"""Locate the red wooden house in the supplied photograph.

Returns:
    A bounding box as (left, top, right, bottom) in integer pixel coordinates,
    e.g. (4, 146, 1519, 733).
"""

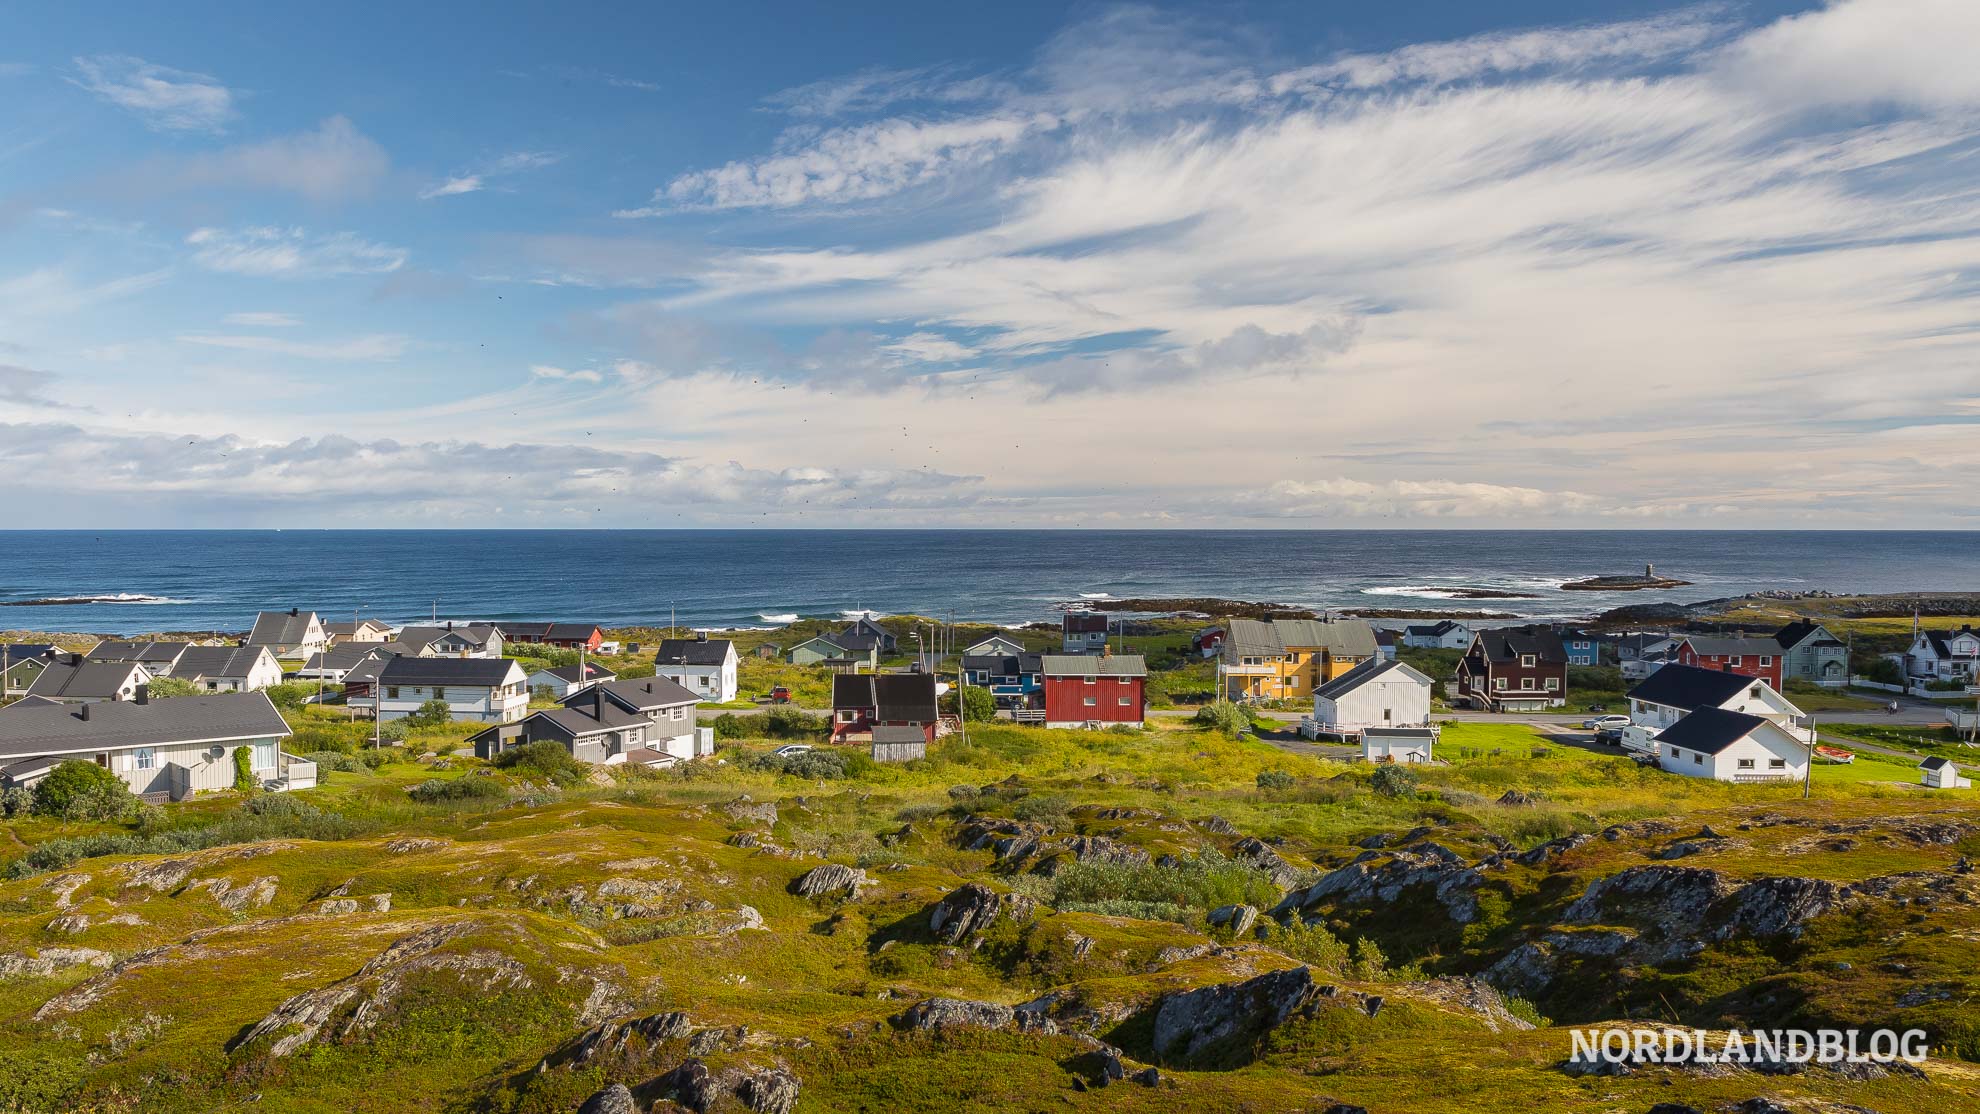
(1674, 635, 1784, 687)
(830, 673, 939, 743)
(495, 622, 605, 652)
(1039, 653, 1147, 727)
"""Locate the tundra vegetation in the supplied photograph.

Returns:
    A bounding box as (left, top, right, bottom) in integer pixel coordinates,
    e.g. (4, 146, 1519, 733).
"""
(0, 622, 1977, 1112)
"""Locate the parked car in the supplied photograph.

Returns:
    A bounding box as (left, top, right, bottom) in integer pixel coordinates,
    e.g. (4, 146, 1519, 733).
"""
(1582, 714, 1630, 732)
(769, 686, 792, 704)
(772, 744, 813, 757)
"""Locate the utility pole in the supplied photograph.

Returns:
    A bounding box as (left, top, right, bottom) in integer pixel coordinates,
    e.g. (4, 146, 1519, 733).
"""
(1803, 714, 1816, 799)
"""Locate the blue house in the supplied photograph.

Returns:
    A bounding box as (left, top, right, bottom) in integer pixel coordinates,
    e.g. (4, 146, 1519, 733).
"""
(961, 652, 1043, 708)
(1558, 630, 1602, 667)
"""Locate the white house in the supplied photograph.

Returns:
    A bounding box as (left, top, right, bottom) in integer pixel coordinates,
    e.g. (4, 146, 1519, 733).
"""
(1362, 726, 1435, 764)
(472, 675, 703, 764)
(325, 618, 393, 644)
(524, 661, 615, 700)
(1920, 757, 1972, 790)
(371, 657, 527, 723)
(1906, 625, 1980, 685)
(397, 623, 505, 659)
(296, 645, 393, 684)
(170, 645, 283, 692)
(1309, 658, 1434, 733)
(86, 640, 192, 673)
(1620, 664, 1811, 757)
(0, 690, 309, 801)
(247, 609, 329, 659)
(1402, 620, 1470, 649)
(1651, 706, 1808, 782)
(653, 634, 738, 702)
(963, 634, 1026, 658)
(24, 656, 153, 704)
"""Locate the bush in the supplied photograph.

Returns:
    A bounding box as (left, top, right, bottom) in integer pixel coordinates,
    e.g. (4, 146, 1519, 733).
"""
(955, 685, 995, 723)
(262, 682, 314, 712)
(710, 713, 752, 740)
(408, 777, 506, 803)
(232, 745, 256, 793)
(300, 750, 363, 773)
(1370, 764, 1420, 799)
(0, 785, 30, 818)
(4, 794, 363, 879)
(1256, 770, 1295, 791)
(375, 718, 411, 743)
(1010, 793, 1072, 826)
(1565, 665, 1624, 693)
(407, 698, 453, 727)
(1192, 701, 1251, 737)
(1855, 657, 1903, 685)
(1051, 849, 1282, 914)
(763, 706, 826, 739)
(140, 676, 202, 699)
(1259, 917, 1352, 971)
(33, 760, 139, 821)
(490, 740, 587, 786)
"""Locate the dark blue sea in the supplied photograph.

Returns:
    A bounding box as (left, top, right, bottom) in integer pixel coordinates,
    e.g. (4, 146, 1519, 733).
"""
(0, 530, 1973, 636)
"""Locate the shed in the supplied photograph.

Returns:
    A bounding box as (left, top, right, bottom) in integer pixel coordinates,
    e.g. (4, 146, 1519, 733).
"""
(1920, 756, 1972, 790)
(870, 725, 928, 763)
(1362, 726, 1435, 764)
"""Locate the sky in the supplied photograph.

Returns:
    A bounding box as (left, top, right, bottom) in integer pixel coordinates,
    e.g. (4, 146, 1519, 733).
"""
(2, 0, 1978, 529)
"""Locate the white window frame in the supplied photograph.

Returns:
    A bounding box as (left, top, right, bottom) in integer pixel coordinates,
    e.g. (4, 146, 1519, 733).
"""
(132, 747, 156, 771)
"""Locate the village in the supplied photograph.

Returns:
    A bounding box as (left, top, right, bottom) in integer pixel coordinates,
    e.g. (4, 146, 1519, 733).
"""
(3, 602, 1976, 805)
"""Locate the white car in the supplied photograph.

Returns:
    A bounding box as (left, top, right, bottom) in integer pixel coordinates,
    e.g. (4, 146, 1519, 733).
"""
(772, 744, 813, 757)
(1583, 715, 1631, 732)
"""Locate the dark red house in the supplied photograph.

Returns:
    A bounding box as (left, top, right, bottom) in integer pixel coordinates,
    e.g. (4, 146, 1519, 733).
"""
(830, 673, 940, 743)
(495, 622, 605, 652)
(1455, 626, 1568, 711)
(1674, 635, 1784, 687)
(1039, 653, 1146, 727)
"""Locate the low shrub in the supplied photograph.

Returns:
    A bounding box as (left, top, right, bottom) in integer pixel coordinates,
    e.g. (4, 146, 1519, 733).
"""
(4, 794, 364, 879)
(408, 777, 507, 804)
(406, 698, 453, 728)
(1255, 770, 1295, 791)
(300, 751, 363, 773)
(763, 706, 827, 739)
(1371, 764, 1420, 799)
(32, 761, 139, 821)
(1051, 849, 1281, 914)
(490, 740, 587, 786)
(1192, 702, 1250, 737)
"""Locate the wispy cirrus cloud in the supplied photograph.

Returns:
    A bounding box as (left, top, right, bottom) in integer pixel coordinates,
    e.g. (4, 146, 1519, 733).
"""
(221, 311, 301, 328)
(69, 54, 236, 132)
(184, 226, 407, 278)
(419, 150, 560, 200)
(136, 116, 391, 203)
(176, 332, 410, 360)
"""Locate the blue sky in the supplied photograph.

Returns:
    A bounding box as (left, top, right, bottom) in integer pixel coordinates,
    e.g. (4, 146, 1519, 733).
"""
(2, 0, 1977, 528)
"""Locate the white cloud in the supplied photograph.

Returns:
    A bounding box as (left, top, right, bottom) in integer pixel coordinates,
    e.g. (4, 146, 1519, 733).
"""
(176, 333, 410, 360)
(529, 364, 604, 383)
(70, 55, 236, 132)
(1712, 0, 1980, 111)
(185, 226, 407, 278)
(420, 175, 483, 199)
(882, 332, 978, 363)
(164, 116, 391, 203)
(222, 312, 301, 328)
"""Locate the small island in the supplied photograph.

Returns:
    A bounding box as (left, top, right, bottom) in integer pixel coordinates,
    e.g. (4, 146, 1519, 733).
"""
(1560, 563, 1691, 591)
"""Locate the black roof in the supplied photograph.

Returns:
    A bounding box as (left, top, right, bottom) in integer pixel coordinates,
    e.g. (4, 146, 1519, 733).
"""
(654, 637, 733, 666)
(1920, 756, 1952, 771)
(572, 675, 700, 712)
(1626, 663, 1759, 711)
(832, 673, 939, 722)
(0, 645, 57, 668)
(174, 645, 272, 680)
(377, 657, 520, 686)
(1474, 626, 1567, 664)
(1655, 707, 1771, 755)
(0, 692, 291, 758)
(535, 662, 614, 683)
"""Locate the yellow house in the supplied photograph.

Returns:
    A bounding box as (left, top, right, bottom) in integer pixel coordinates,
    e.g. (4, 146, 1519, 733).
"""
(1221, 618, 1379, 701)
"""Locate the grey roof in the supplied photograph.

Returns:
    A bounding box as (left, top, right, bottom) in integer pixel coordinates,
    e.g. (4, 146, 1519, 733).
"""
(248, 609, 318, 647)
(303, 645, 393, 673)
(0, 754, 61, 782)
(1313, 657, 1433, 701)
(4, 695, 63, 709)
(1363, 727, 1436, 742)
(87, 640, 190, 666)
(0, 691, 291, 759)
(576, 675, 700, 713)
(397, 623, 501, 651)
(1656, 707, 1771, 755)
(1040, 654, 1147, 678)
(1681, 635, 1784, 658)
(532, 662, 614, 684)
(655, 637, 733, 666)
(872, 725, 928, 745)
(832, 673, 939, 721)
(1920, 756, 1952, 771)
(26, 660, 147, 701)
(377, 656, 521, 687)
(173, 645, 274, 682)
(536, 697, 650, 737)
(1225, 618, 1378, 659)
(325, 618, 391, 638)
(1626, 664, 1761, 712)
(0, 645, 58, 670)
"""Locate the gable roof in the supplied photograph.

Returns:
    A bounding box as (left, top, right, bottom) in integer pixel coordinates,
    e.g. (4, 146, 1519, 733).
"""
(1920, 626, 1980, 659)
(302, 645, 393, 673)
(1313, 657, 1433, 701)
(0, 691, 290, 759)
(872, 725, 928, 745)
(654, 637, 734, 666)
(1681, 635, 1783, 659)
(397, 623, 501, 651)
(575, 675, 700, 713)
(248, 609, 319, 646)
(1773, 621, 1842, 650)
(1225, 618, 1378, 659)
(1063, 612, 1108, 634)
(790, 634, 852, 655)
(325, 618, 392, 638)
(1471, 626, 1568, 665)
(0, 645, 59, 671)
(26, 660, 147, 700)
(1625, 663, 1762, 711)
(831, 673, 939, 721)
(1363, 726, 1436, 742)
(173, 645, 274, 681)
(1654, 707, 1774, 755)
(1040, 654, 1147, 678)
(1920, 756, 1952, 771)
(87, 640, 190, 666)
(530, 662, 615, 684)
(377, 656, 521, 687)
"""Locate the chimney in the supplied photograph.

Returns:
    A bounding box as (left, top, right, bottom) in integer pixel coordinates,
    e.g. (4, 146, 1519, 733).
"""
(135, 684, 149, 705)
(289, 607, 299, 617)
(643, 682, 653, 694)
(696, 630, 708, 642)
(80, 703, 91, 721)
(446, 621, 454, 631)
(69, 652, 83, 666)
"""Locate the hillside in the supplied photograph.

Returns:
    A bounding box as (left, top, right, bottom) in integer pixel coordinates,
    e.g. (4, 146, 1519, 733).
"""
(2, 719, 1978, 1113)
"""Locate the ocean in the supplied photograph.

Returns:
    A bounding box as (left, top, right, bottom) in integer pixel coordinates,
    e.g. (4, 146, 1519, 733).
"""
(0, 530, 1973, 636)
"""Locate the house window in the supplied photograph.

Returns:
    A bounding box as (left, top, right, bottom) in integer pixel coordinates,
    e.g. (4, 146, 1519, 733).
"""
(1769, 758, 1787, 769)
(1492, 677, 1506, 690)
(1693, 753, 1703, 765)
(838, 710, 856, 722)
(434, 687, 447, 701)
(1521, 654, 1535, 667)
(253, 741, 277, 770)
(1760, 656, 1772, 666)
(1084, 677, 1096, 685)
(132, 747, 155, 771)
(1118, 697, 1131, 706)
(1668, 746, 1679, 758)
(1083, 696, 1096, 706)
(1544, 677, 1560, 691)
(1729, 657, 1741, 666)
(1737, 758, 1754, 769)
(387, 686, 400, 699)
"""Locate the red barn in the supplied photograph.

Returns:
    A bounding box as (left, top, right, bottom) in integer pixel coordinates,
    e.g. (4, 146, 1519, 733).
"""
(1040, 653, 1146, 728)
(1674, 635, 1784, 687)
